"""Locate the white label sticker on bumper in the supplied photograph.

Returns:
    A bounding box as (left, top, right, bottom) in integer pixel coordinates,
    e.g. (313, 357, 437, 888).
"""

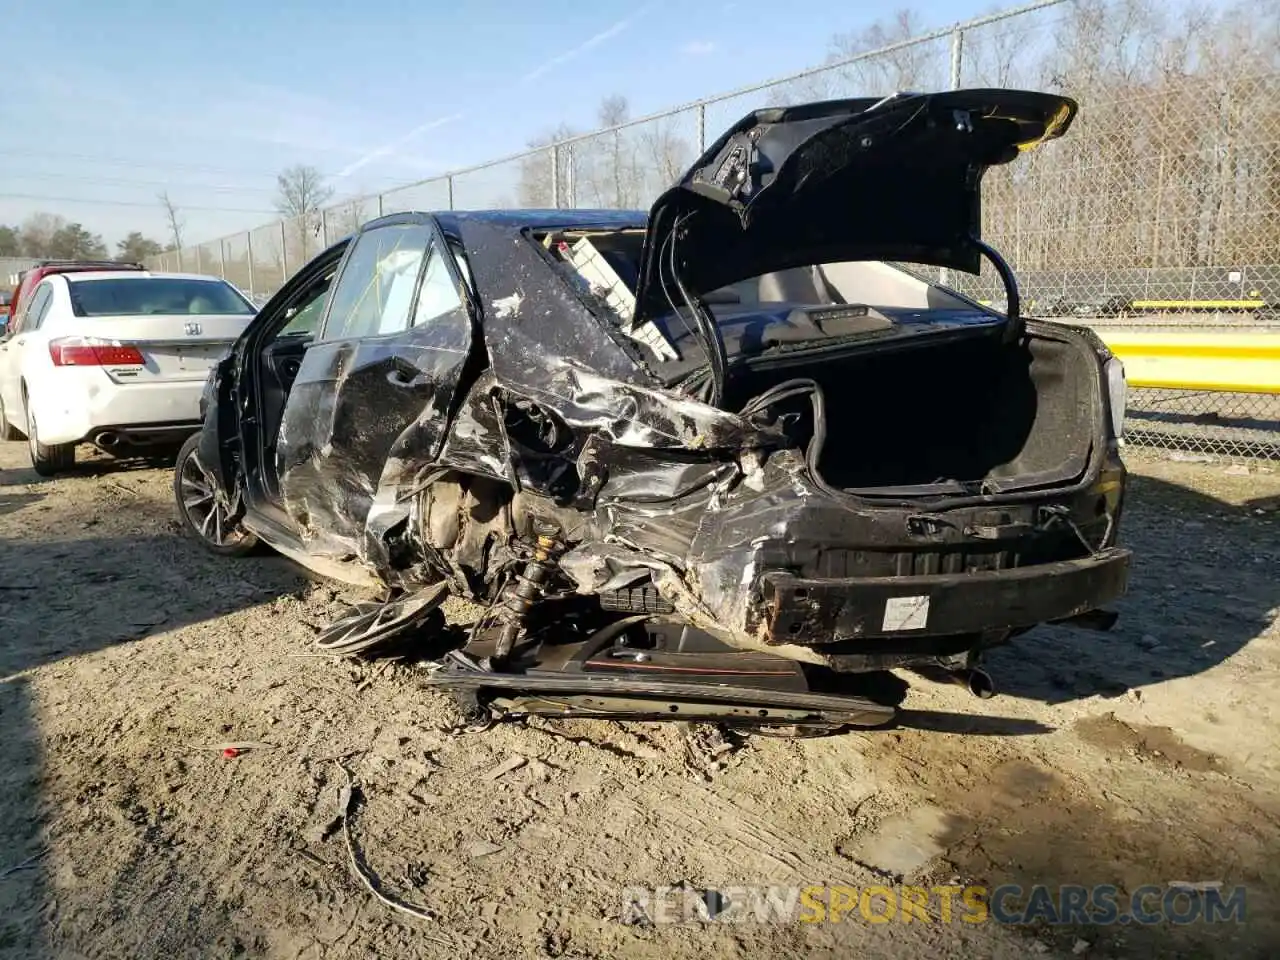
(883, 595, 930, 631)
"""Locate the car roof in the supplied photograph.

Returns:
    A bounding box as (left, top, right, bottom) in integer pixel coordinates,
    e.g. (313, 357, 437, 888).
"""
(309, 210, 647, 256)
(32, 259, 142, 270)
(432, 208, 648, 235)
(61, 270, 230, 283)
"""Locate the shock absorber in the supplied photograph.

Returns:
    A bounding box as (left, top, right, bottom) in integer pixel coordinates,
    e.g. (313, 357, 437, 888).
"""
(492, 523, 564, 661)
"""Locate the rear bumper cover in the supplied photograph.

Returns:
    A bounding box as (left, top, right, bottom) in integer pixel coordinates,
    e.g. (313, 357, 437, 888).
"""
(96, 421, 201, 444)
(758, 547, 1131, 644)
(31, 372, 206, 446)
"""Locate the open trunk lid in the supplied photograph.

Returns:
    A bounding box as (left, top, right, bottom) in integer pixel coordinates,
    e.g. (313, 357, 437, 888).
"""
(633, 88, 1076, 324)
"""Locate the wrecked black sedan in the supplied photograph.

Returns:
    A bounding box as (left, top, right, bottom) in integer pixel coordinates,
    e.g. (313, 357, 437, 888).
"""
(175, 89, 1131, 733)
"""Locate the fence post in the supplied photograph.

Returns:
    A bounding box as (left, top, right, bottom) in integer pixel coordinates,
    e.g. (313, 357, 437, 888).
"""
(219, 239, 227, 281)
(938, 27, 966, 289)
(697, 102, 707, 154)
(447, 174, 455, 211)
(280, 221, 289, 278)
(195, 245, 202, 274)
(247, 231, 257, 300)
(949, 27, 964, 89)
(551, 144, 561, 208)
(321, 209, 330, 248)
(566, 145, 576, 208)
(378, 193, 385, 218)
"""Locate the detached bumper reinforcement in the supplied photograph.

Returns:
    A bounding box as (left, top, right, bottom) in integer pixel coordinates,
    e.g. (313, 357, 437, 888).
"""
(421, 656, 896, 728)
(759, 547, 1132, 643)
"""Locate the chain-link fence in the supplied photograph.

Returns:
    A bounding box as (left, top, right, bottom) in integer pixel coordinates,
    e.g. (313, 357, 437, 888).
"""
(1, 257, 41, 288)
(1122, 388, 1280, 459)
(146, 0, 1280, 459)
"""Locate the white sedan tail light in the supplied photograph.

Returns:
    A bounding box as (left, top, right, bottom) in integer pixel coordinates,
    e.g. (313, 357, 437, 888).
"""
(49, 337, 145, 367)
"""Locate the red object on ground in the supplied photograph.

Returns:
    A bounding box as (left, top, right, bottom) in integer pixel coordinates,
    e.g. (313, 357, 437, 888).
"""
(222, 747, 240, 759)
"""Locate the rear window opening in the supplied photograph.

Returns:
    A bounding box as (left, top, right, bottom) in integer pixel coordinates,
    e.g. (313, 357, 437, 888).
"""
(534, 227, 1001, 373)
(68, 278, 255, 318)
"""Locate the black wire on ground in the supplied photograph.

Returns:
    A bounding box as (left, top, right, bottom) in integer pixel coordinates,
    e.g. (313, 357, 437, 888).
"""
(335, 764, 455, 941)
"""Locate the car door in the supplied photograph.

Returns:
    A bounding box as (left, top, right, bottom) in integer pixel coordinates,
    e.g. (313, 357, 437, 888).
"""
(196, 240, 348, 501)
(0, 282, 52, 417)
(274, 215, 474, 551)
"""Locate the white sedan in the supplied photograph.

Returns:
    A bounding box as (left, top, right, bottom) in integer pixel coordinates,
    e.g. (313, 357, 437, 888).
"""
(0, 270, 257, 475)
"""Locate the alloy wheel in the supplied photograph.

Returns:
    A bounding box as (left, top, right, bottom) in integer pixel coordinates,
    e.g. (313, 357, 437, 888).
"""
(179, 447, 247, 547)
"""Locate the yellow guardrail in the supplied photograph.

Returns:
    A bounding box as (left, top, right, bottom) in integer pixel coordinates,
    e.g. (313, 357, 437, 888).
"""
(1130, 299, 1267, 310)
(1095, 331, 1280, 395)
(980, 298, 1271, 312)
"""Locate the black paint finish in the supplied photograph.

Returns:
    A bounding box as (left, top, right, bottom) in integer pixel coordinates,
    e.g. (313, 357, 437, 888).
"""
(188, 91, 1130, 675)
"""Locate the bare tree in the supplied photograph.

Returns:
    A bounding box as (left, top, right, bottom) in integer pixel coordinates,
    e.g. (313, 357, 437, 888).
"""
(828, 9, 943, 93)
(158, 192, 184, 252)
(596, 95, 641, 208)
(639, 117, 694, 198)
(330, 202, 367, 238)
(275, 165, 335, 261)
(963, 4, 1037, 87)
(18, 213, 67, 257)
(517, 124, 581, 208)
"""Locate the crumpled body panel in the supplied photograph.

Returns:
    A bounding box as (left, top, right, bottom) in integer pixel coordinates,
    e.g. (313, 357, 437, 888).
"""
(269, 211, 782, 586)
(255, 210, 1125, 671)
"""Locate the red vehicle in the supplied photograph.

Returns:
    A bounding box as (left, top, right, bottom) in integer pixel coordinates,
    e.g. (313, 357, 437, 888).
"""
(5, 260, 145, 330)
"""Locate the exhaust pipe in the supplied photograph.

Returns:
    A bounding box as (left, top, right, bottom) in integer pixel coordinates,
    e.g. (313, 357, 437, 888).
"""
(94, 431, 122, 448)
(949, 667, 995, 699)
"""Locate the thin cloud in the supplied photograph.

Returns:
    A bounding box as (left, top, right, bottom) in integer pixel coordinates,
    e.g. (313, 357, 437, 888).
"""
(336, 113, 464, 179)
(336, 8, 656, 181)
(521, 7, 654, 84)
(191, 82, 402, 163)
(681, 40, 718, 56)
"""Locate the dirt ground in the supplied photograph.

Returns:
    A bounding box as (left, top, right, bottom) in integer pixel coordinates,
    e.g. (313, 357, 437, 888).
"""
(1, 440, 1278, 960)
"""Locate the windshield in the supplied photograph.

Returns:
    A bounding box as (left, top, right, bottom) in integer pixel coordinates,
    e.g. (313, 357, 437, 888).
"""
(68, 277, 255, 318)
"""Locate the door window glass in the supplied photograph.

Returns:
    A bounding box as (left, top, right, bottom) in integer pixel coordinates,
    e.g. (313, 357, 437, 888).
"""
(279, 272, 334, 337)
(413, 243, 466, 329)
(24, 285, 53, 331)
(321, 223, 430, 341)
(30, 284, 55, 328)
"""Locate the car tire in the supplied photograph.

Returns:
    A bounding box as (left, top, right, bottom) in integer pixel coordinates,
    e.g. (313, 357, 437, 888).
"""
(24, 398, 75, 476)
(173, 432, 258, 557)
(0, 393, 23, 441)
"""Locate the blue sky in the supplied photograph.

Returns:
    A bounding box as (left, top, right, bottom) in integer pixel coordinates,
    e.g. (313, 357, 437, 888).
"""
(1, 0, 995, 249)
